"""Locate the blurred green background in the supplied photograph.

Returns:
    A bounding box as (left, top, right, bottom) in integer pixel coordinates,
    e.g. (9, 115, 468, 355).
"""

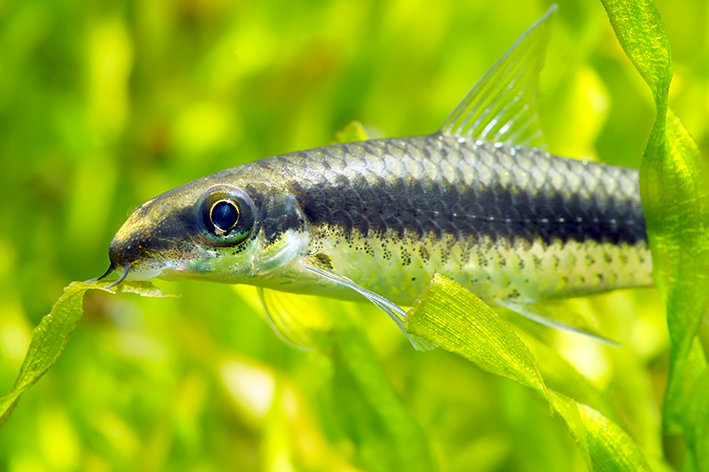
(1, 0, 708, 470)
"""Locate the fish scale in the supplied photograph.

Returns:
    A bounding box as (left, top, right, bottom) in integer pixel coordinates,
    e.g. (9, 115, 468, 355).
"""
(262, 133, 651, 305)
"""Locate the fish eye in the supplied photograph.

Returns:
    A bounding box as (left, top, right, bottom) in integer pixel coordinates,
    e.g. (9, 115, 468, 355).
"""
(198, 185, 256, 246)
(210, 200, 239, 232)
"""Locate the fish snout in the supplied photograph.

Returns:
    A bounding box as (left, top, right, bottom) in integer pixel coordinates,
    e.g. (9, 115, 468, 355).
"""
(106, 224, 157, 285)
(108, 235, 140, 273)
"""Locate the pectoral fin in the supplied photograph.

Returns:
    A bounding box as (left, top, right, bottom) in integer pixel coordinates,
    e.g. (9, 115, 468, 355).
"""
(305, 261, 436, 351)
(257, 287, 332, 350)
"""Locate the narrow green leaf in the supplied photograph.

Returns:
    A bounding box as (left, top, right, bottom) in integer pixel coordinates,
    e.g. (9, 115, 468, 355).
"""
(646, 112, 709, 432)
(117, 280, 180, 299)
(406, 274, 652, 471)
(549, 391, 652, 472)
(598, 0, 672, 108)
(0, 281, 175, 428)
(599, 0, 709, 434)
(684, 364, 709, 472)
(406, 273, 549, 401)
(520, 333, 618, 424)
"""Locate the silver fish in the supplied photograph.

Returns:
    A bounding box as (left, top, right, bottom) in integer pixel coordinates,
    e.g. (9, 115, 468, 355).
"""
(99, 6, 652, 349)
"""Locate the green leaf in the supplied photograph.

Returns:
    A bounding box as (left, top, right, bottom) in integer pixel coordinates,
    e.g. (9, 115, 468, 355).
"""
(406, 273, 549, 402)
(648, 110, 709, 431)
(520, 333, 618, 424)
(406, 274, 651, 471)
(333, 120, 370, 144)
(685, 367, 709, 472)
(598, 0, 672, 107)
(549, 391, 651, 472)
(0, 281, 175, 428)
(599, 0, 709, 436)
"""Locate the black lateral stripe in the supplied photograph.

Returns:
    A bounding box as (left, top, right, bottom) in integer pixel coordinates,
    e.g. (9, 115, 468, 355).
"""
(289, 177, 647, 246)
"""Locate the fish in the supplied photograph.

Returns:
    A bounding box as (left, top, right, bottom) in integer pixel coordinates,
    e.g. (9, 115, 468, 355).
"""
(97, 6, 652, 350)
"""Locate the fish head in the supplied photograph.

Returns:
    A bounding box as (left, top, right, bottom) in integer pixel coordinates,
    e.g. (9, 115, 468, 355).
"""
(107, 168, 310, 285)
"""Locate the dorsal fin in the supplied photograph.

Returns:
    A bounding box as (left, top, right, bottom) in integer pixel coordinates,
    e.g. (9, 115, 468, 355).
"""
(439, 5, 556, 147)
